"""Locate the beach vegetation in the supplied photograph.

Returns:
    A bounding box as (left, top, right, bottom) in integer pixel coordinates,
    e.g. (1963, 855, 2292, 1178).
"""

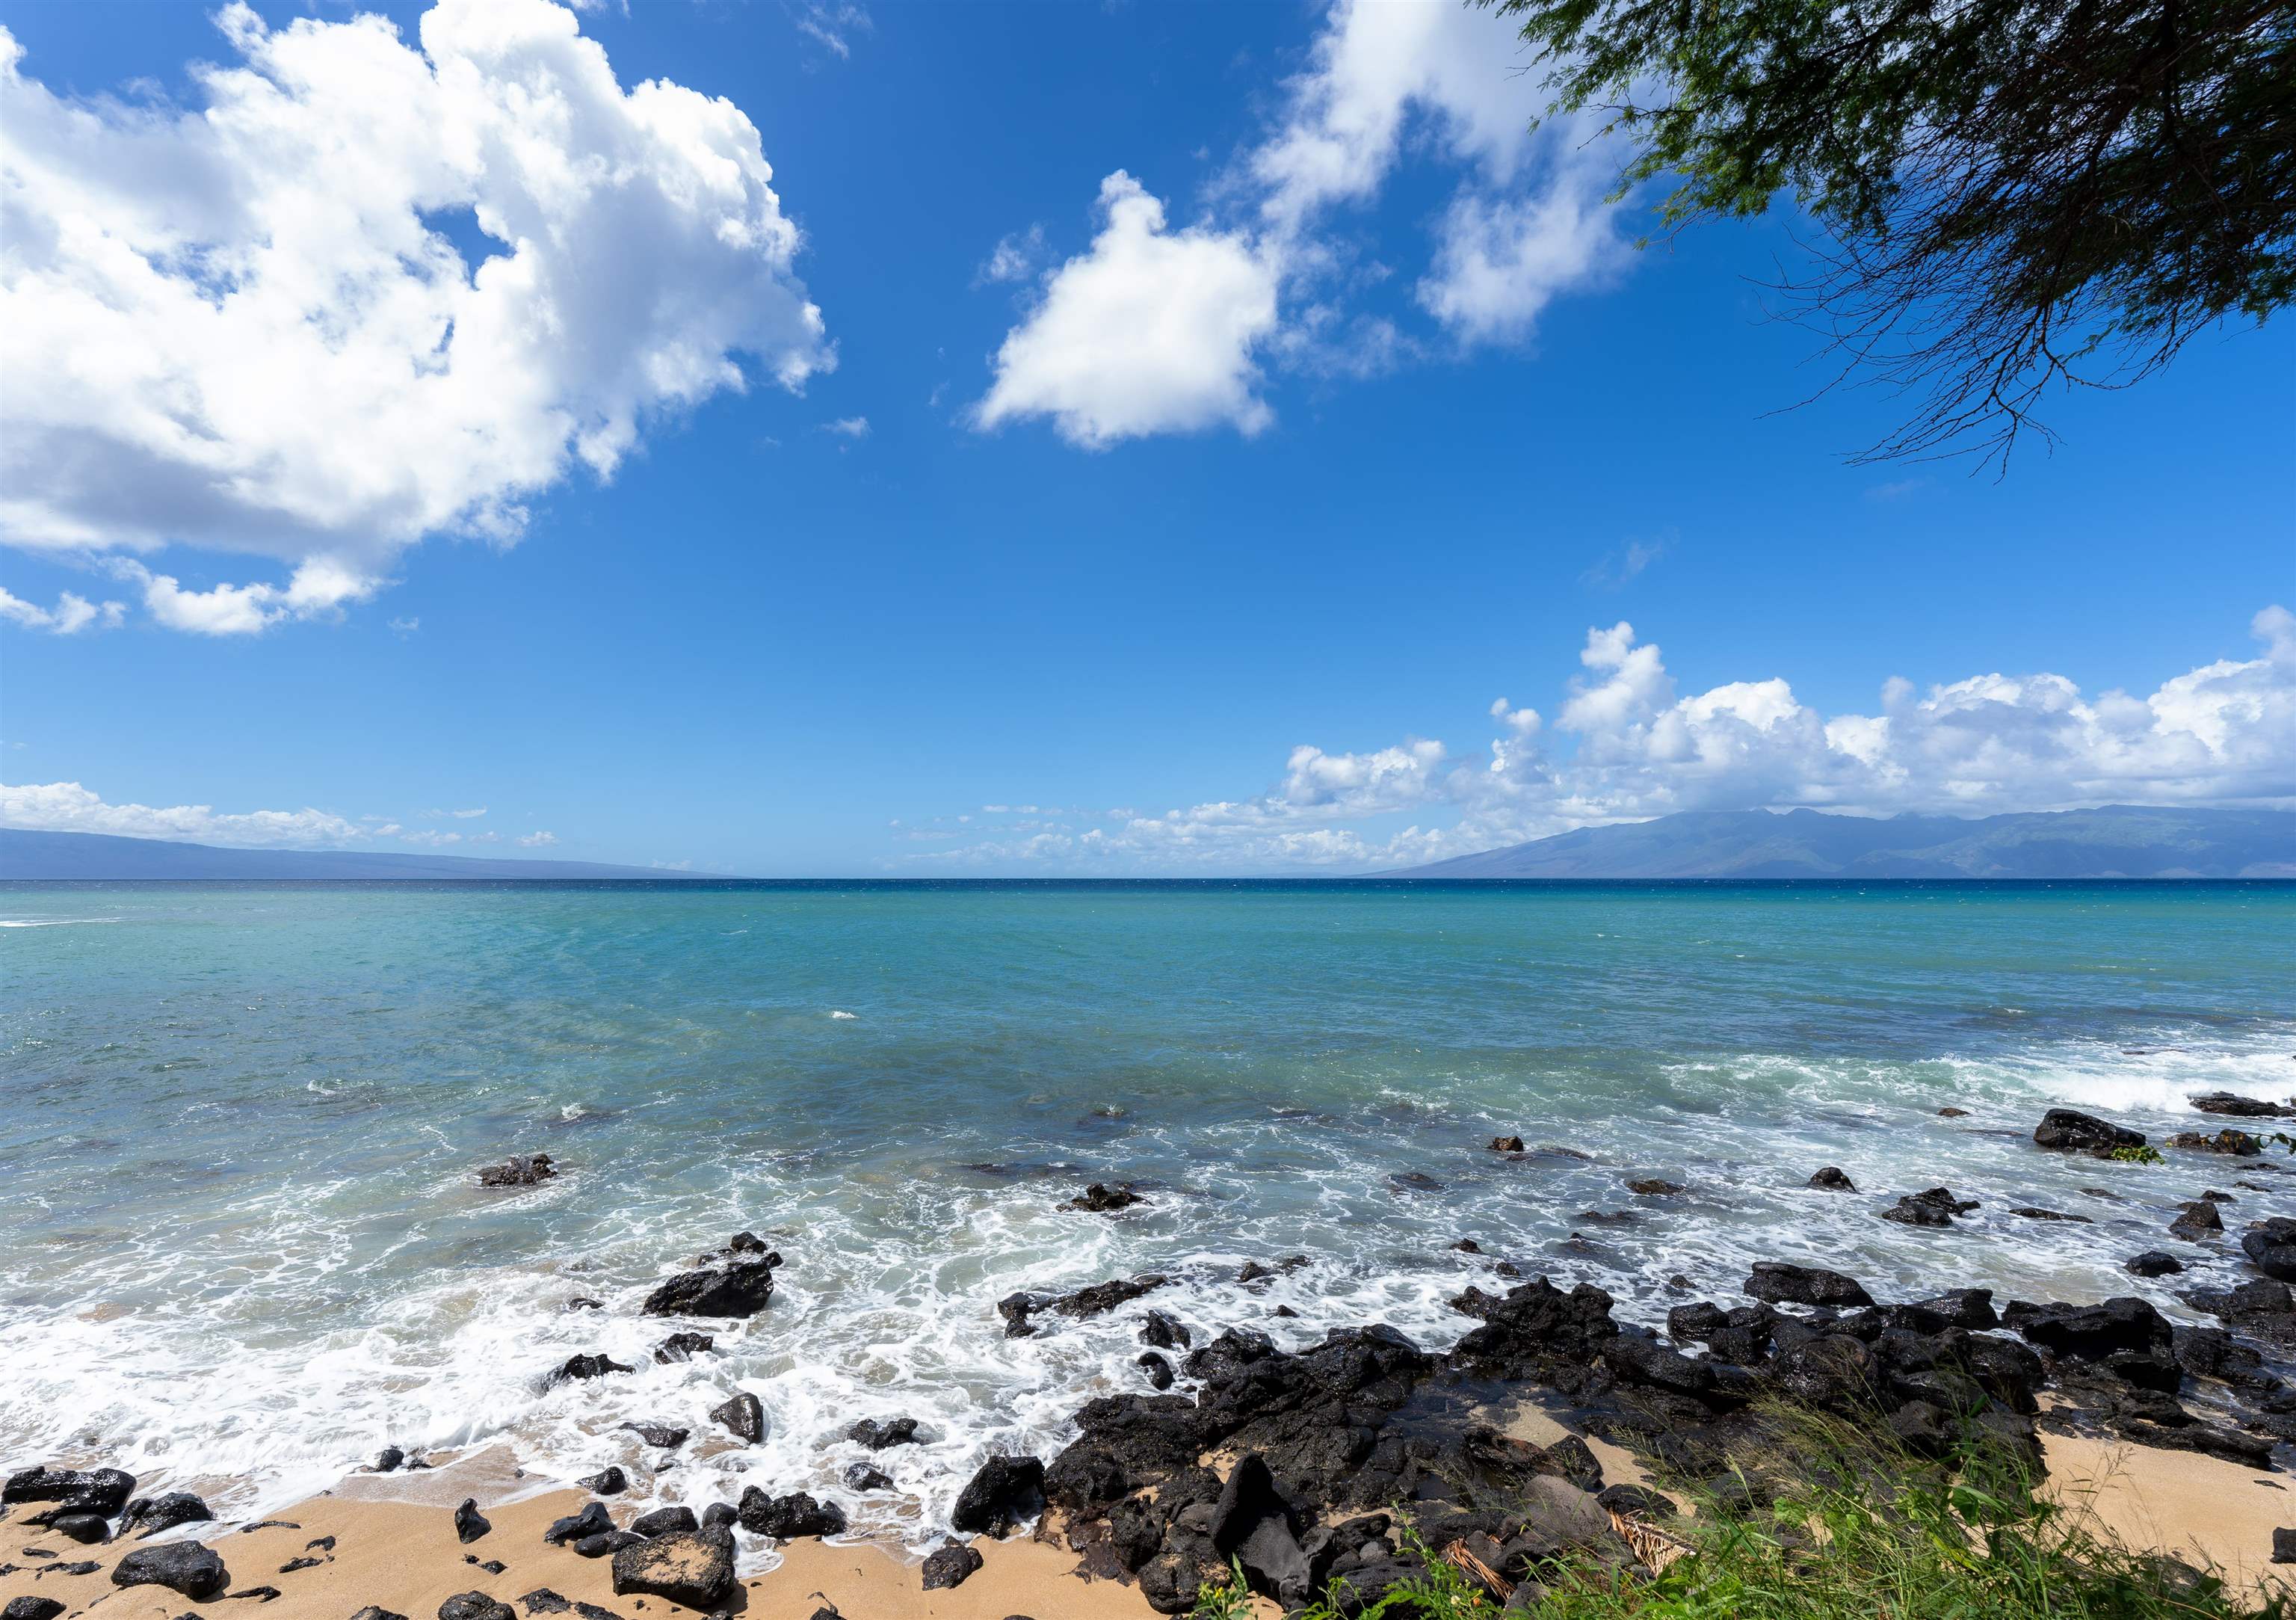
(1189, 1409, 2287, 1618)
(2108, 1144, 2167, 1164)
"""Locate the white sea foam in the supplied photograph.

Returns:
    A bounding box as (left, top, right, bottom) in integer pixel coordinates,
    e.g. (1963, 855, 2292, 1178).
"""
(4, 1020, 2291, 1571)
(830, 1010, 858, 1020)
(0, 917, 120, 927)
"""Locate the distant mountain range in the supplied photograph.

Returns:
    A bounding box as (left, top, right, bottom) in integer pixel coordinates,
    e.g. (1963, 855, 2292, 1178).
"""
(0, 829, 727, 881)
(1389, 806, 2296, 879)
(5, 808, 2291, 881)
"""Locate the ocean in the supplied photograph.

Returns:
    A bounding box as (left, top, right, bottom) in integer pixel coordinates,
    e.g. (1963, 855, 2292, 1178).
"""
(3, 879, 2290, 1551)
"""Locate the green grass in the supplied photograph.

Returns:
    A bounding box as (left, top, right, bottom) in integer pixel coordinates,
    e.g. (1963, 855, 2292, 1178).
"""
(1190, 1412, 2287, 1619)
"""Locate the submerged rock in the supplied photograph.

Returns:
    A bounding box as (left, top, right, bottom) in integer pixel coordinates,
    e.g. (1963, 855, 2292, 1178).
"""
(2190, 1091, 2292, 1118)
(843, 1462, 892, 1492)
(1065, 1183, 1144, 1213)
(1489, 1136, 1525, 1153)
(2033, 1109, 2145, 1155)
(1806, 1167, 1857, 1191)
(2246, 1218, 2296, 1282)
(578, 1466, 628, 1496)
(1882, 1187, 1979, 1228)
(641, 1252, 780, 1319)
(652, 1331, 715, 1364)
(2126, 1251, 2186, 1277)
(846, 1416, 919, 1450)
(616, 1420, 689, 1449)
(2009, 1207, 2091, 1222)
(711, 1391, 767, 1444)
(2170, 1130, 2262, 1157)
(476, 1154, 556, 1189)
(2169, 1201, 2225, 1242)
(547, 1353, 634, 1388)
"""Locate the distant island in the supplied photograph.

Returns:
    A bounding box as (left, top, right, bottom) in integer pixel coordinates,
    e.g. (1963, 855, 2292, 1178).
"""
(6, 807, 2292, 881)
(1389, 805, 2296, 879)
(0, 829, 729, 881)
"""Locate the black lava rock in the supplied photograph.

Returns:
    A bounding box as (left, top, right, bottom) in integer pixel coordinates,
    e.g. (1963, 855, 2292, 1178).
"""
(2033, 1109, 2144, 1155)
(439, 1592, 516, 1620)
(110, 1541, 229, 1600)
(476, 1154, 556, 1189)
(120, 1491, 215, 1539)
(454, 1499, 492, 1544)
(847, 1416, 920, 1450)
(609, 1526, 735, 1610)
(641, 1252, 780, 1318)
(736, 1489, 846, 1540)
(2127, 1250, 2186, 1278)
(548, 1353, 635, 1387)
(1744, 1263, 1874, 1308)
(629, 1506, 697, 1539)
(712, 1391, 767, 1444)
(920, 1540, 984, 1590)
(951, 1455, 1046, 1537)
(1806, 1167, 1857, 1191)
(543, 1503, 613, 1546)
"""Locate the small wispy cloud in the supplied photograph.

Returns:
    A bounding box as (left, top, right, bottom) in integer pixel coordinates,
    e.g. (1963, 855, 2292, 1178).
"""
(451, 806, 488, 819)
(975, 224, 1046, 287)
(0, 588, 126, 635)
(1866, 476, 1930, 502)
(794, 2, 873, 60)
(1581, 535, 1670, 591)
(822, 416, 871, 438)
(517, 831, 558, 848)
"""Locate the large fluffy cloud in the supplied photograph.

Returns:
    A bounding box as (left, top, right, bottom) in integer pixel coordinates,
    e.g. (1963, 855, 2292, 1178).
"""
(0, 0, 828, 630)
(973, 173, 1278, 447)
(974, 0, 1624, 444)
(922, 608, 2296, 870)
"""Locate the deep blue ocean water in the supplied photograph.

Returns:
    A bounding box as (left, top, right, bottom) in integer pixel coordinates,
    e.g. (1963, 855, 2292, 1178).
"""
(3, 880, 2291, 1542)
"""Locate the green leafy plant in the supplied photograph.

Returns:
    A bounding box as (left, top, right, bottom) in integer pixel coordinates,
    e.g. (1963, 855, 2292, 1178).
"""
(2108, 1144, 2166, 1164)
(1194, 1407, 2286, 1618)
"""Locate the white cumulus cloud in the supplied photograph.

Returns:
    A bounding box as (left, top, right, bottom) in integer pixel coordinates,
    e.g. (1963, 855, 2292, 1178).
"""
(0, 780, 365, 847)
(975, 173, 1279, 448)
(925, 608, 2296, 871)
(0, 0, 830, 629)
(973, 0, 1626, 446)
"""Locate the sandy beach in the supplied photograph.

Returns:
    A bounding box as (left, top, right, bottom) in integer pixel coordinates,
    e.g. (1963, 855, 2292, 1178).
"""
(2, 1456, 1185, 1620)
(10, 1413, 2289, 1620)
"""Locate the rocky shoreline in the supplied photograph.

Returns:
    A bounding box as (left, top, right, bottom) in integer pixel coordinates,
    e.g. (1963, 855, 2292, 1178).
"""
(7, 1097, 2296, 1619)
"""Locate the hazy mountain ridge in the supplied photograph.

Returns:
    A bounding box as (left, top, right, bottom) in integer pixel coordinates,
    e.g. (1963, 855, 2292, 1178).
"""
(1391, 806, 2296, 879)
(0, 829, 726, 881)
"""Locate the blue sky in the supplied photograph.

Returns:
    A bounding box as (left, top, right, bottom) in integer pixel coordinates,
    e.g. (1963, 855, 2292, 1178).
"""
(1, 0, 2290, 874)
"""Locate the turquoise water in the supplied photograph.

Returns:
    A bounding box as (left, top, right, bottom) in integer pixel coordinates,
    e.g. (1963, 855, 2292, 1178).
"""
(2, 880, 2291, 1543)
